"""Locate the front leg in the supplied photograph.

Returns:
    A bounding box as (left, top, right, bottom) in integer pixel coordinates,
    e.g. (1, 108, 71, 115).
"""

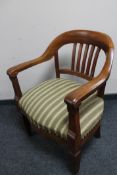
(66, 103, 82, 174)
(9, 76, 22, 103)
(70, 150, 81, 175)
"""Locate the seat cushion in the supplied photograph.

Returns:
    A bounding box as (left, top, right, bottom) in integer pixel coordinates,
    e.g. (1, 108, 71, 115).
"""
(19, 78, 104, 139)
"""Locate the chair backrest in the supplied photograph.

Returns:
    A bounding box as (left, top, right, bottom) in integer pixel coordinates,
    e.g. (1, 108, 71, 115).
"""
(44, 30, 114, 80)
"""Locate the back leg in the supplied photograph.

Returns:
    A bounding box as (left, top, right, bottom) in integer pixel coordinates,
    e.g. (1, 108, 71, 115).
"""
(94, 126, 101, 138)
(23, 115, 33, 136)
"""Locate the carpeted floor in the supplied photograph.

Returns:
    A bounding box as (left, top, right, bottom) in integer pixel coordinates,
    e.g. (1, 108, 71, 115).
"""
(0, 99, 117, 175)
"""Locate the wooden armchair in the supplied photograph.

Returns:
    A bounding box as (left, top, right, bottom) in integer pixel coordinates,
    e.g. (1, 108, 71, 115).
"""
(7, 30, 114, 174)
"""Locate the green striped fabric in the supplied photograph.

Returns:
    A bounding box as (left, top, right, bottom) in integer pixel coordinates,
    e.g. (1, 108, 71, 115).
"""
(19, 78, 104, 139)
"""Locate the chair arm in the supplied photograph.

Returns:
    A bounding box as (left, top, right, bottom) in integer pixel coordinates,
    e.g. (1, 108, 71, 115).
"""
(6, 36, 60, 101)
(7, 54, 52, 77)
(64, 49, 114, 108)
(7, 32, 64, 77)
(6, 55, 50, 102)
(7, 55, 52, 101)
(65, 76, 105, 108)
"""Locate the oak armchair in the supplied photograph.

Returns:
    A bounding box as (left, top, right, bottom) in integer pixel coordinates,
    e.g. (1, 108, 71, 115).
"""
(7, 30, 114, 174)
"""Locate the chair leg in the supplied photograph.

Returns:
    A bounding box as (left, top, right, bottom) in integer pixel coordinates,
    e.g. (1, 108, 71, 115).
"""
(23, 115, 33, 136)
(94, 126, 101, 138)
(70, 150, 81, 175)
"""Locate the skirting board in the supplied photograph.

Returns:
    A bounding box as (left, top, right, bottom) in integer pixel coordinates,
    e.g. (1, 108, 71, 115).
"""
(0, 94, 117, 105)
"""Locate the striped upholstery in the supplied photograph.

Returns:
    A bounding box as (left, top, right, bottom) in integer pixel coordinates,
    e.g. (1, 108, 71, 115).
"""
(19, 78, 104, 139)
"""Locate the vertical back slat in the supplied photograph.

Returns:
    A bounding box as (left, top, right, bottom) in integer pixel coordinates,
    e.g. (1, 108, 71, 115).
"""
(86, 45, 95, 75)
(54, 51, 60, 78)
(81, 44, 89, 73)
(76, 43, 83, 72)
(71, 43, 77, 70)
(90, 47, 101, 77)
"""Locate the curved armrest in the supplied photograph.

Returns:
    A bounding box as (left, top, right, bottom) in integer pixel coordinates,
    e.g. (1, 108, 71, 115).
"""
(65, 76, 105, 108)
(7, 31, 66, 77)
(7, 54, 52, 77)
(65, 49, 114, 108)
(6, 36, 60, 100)
(7, 54, 53, 101)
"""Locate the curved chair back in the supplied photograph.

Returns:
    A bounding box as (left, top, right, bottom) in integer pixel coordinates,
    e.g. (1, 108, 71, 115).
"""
(44, 30, 114, 80)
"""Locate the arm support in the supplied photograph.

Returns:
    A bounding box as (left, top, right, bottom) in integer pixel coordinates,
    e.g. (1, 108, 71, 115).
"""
(65, 49, 113, 148)
(65, 49, 114, 108)
(7, 54, 52, 77)
(7, 54, 53, 101)
(65, 76, 106, 107)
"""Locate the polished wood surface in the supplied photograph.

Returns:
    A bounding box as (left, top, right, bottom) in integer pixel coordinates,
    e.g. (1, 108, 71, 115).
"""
(71, 43, 77, 71)
(7, 30, 114, 174)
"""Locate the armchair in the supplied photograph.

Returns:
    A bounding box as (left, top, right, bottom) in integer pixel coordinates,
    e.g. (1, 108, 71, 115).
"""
(7, 30, 114, 174)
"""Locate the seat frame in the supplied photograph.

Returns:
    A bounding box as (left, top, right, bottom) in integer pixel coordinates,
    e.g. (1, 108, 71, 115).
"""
(7, 30, 114, 174)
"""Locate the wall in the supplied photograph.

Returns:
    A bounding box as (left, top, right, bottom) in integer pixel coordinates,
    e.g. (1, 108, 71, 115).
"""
(0, 0, 117, 99)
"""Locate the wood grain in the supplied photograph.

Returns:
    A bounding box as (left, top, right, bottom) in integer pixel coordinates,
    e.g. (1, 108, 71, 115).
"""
(71, 43, 77, 71)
